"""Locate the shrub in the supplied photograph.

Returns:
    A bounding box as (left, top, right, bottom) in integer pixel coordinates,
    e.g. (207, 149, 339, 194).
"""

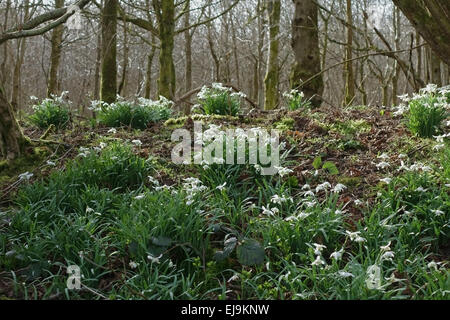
(283, 89, 312, 111)
(97, 96, 173, 129)
(402, 84, 449, 138)
(194, 83, 244, 116)
(29, 92, 71, 129)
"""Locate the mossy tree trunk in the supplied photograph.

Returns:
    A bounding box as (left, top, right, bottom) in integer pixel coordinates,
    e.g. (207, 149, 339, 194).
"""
(47, 0, 65, 97)
(0, 86, 28, 160)
(144, 35, 157, 99)
(154, 0, 176, 100)
(264, 0, 281, 111)
(290, 0, 324, 107)
(100, 0, 118, 103)
(343, 0, 355, 106)
(430, 52, 442, 86)
(392, 0, 450, 67)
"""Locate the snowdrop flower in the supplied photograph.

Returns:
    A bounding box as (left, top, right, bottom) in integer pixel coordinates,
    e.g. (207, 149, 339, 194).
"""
(380, 241, 392, 252)
(423, 84, 438, 94)
(338, 271, 354, 278)
(431, 209, 444, 216)
(216, 182, 227, 191)
(271, 207, 280, 214)
(312, 243, 327, 256)
(132, 139, 143, 147)
(276, 166, 293, 177)
(99, 142, 107, 149)
(330, 249, 344, 261)
(380, 177, 392, 184)
(46, 160, 56, 166)
(398, 153, 408, 159)
(427, 261, 438, 270)
(86, 207, 94, 214)
(415, 186, 427, 192)
(316, 182, 331, 193)
(147, 254, 162, 264)
(304, 201, 316, 208)
(262, 206, 275, 217)
(302, 184, 311, 190)
(354, 199, 363, 206)
(381, 251, 395, 261)
(433, 144, 445, 151)
(148, 176, 160, 186)
(397, 161, 410, 172)
(107, 128, 117, 134)
(271, 194, 291, 204)
(129, 261, 139, 269)
(332, 184, 347, 194)
(311, 255, 326, 267)
(18, 172, 33, 181)
(376, 162, 390, 170)
(346, 230, 366, 243)
(285, 216, 298, 222)
(304, 191, 315, 197)
(378, 153, 390, 160)
(134, 194, 145, 200)
(297, 212, 311, 220)
(398, 94, 409, 102)
(227, 274, 240, 283)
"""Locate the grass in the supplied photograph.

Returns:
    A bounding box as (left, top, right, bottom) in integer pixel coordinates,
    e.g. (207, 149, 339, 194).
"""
(0, 88, 449, 300)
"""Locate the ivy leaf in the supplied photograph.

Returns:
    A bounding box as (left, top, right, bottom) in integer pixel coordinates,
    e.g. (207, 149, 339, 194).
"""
(214, 237, 238, 262)
(236, 239, 265, 266)
(313, 156, 322, 170)
(323, 161, 339, 175)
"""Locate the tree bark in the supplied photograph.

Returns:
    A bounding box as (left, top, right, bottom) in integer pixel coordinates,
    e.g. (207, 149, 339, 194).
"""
(155, 0, 176, 99)
(343, 0, 355, 106)
(290, 0, 324, 107)
(100, 0, 118, 103)
(392, 0, 450, 67)
(264, 0, 281, 111)
(430, 52, 442, 86)
(47, 0, 65, 97)
(0, 86, 28, 160)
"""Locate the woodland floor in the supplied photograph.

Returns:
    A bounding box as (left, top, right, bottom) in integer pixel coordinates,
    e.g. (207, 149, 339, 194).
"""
(0, 104, 448, 300)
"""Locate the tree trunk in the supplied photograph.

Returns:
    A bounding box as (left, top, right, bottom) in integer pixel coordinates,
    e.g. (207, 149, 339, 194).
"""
(264, 0, 281, 111)
(0, 86, 28, 160)
(155, 0, 176, 99)
(11, 37, 26, 110)
(47, 0, 65, 97)
(343, 0, 355, 106)
(392, 0, 450, 67)
(100, 0, 118, 103)
(118, 19, 129, 96)
(145, 36, 156, 99)
(430, 52, 442, 86)
(290, 0, 323, 107)
(184, 0, 192, 92)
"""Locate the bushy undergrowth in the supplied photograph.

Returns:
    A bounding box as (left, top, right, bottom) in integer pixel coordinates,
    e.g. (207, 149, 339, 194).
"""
(283, 89, 313, 111)
(29, 92, 71, 129)
(193, 83, 245, 116)
(1, 90, 449, 300)
(396, 84, 449, 138)
(96, 97, 173, 130)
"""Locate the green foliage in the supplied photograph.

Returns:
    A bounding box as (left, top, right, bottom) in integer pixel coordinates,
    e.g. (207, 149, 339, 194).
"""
(29, 93, 71, 129)
(195, 83, 243, 116)
(313, 156, 339, 175)
(283, 89, 312, 110)
(403, 85, 448, 138)
(97, 97, 173, 130)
